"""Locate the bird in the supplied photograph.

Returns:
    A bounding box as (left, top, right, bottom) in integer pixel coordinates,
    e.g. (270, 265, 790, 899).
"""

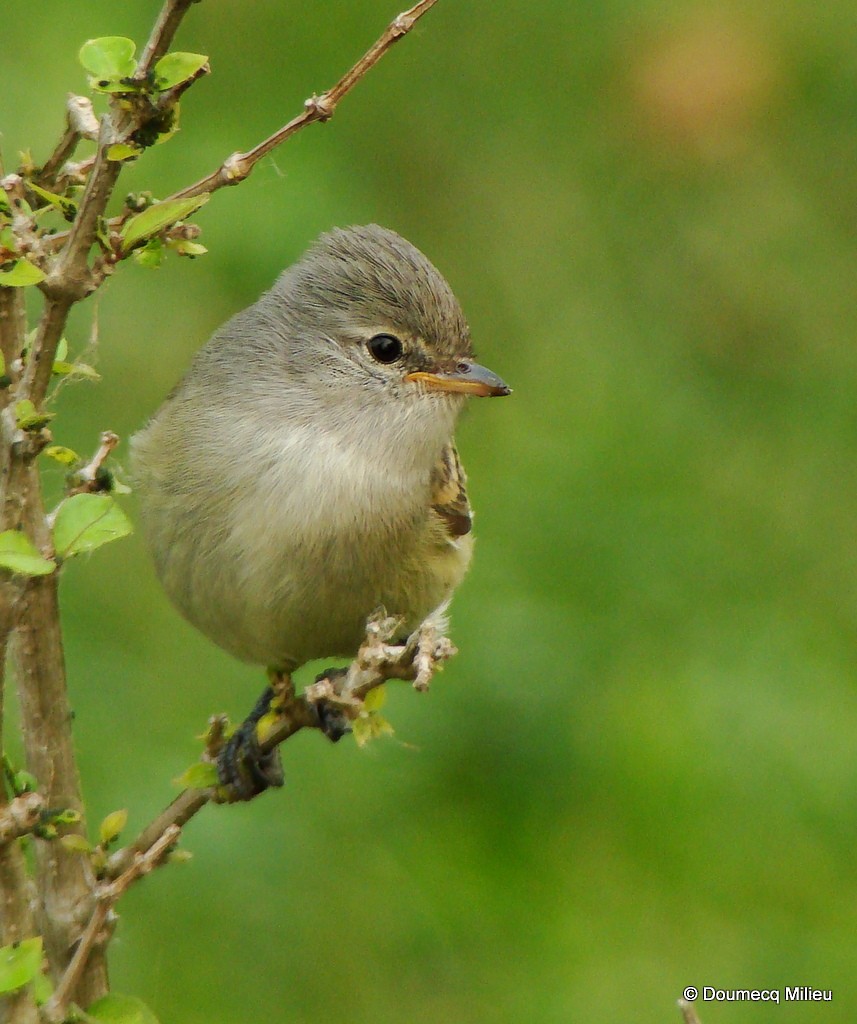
(131, 224, 510, 795)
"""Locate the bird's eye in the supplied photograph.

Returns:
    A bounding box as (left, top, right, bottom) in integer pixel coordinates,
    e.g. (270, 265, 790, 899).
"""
(367, 333, 403, 364)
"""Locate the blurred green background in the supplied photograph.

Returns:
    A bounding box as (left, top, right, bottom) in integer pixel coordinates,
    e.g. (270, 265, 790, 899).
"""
(3, 1, 857, 1021)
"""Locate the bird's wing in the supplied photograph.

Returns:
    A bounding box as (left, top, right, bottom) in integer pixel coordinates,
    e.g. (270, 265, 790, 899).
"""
(430, 442, 472, 538)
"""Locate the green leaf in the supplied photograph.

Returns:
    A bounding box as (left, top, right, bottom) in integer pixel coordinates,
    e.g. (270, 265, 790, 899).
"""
(120, 194, 209, 253)
(364, 684, 387, 711)
(168, 239, 207, 257)
(132, 238, 165, 269)
(8, 768, 38, 795)
(86, 993, 161, 1024)
(15, 399, 54, 430)
(353, 712, 394, 749)
(0, 531, 55, 577)
(0, 260, 46, 287)
(52, 493, 132, 559)
(174, 762, 219, 790)
(33, 967, 53, 1005)
(0, 937, 42, 994)
(44, 445, 80, 466)
(27, 183, 77, 220)
(52, 360, 101, 380)
(79, 37, 137, 80)
(106, 144, 142, 162)
(52, 808, 81, 826)
(153, 52, 209, 90)
(60, 834, 92, 855)
(99, 808, 128, 846)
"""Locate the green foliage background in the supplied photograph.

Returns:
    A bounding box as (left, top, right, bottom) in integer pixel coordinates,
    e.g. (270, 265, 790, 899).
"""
(4, 1, 857, 1020)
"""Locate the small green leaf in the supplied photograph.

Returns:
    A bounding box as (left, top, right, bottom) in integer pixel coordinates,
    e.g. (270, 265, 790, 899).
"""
(10, 769, 38, 794)
(91, 78, 142, 96)
(353, 712, 394, 749)
(364, 684, 387, 711)
(55, 336, 68, 361)
(99, 808, 128, 846)
(174, 762, 219, 790)
(0, 937, 42, 994)
(153, 52, 209, 90)
(33, 967, 53, 1005)
(86, 993, 161, 1024)
(52, 808, 81, 826)
(27, 183, 77, 220)
(168, 239, 207, 257)
(132, 238, 165, 269)
(167, 849, 193, 865)
(79, 37, 137, 80)
(0, 531, 55, 577)
(52, 360, 101, 380)
(44, 445, 80, 466)
(60, 834, 92, 854)
(106, 144, 142, 162)
(120, 194, 209, 253)
(15, 399, 54, 430)
(52, 493, 132, 559)
(0, 260, 46, 287)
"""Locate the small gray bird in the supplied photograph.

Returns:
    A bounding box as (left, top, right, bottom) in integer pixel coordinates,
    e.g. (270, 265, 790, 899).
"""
(132, 225, 509, 790)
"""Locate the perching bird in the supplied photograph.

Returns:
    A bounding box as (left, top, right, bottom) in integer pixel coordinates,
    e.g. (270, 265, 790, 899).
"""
(132, 225, 509, 794)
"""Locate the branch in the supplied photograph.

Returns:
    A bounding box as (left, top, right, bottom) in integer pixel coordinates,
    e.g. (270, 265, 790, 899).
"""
(0, 268, 26, 381)
(106, 616, 456, 877)
(44, 825, 181, 1024)
(66, 431, 120, 497)
(167, 0, 439, 201)
(678, 999, 703, 1024)
(134, 0, 199, 82)
(9, 461, 106, 1006)
(0, 629, 39, 1024)
(35, 96, 99, 190)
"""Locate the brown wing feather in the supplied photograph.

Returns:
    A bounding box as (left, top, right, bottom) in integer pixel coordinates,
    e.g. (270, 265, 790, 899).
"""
(430, 443, 472, 538)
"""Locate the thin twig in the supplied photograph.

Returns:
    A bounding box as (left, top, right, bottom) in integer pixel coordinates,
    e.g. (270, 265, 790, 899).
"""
(166, 0, 439, 201)
(44, 825, 180, 1024)
(134, 0, 200, 82)
(106, 616, 455, 878)
(678, 999, 703, 1024)
(67, 431, 120, 497)
(36, 96, 99, 189)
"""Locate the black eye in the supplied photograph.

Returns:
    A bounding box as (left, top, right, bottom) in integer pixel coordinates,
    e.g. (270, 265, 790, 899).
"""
(367, 333, 403, 364)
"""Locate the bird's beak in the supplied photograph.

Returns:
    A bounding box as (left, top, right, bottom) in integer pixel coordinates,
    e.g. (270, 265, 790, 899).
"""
(405, 360, 511, 397)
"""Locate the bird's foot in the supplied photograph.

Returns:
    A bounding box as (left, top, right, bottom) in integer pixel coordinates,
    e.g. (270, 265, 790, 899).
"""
(216, 685, 286, 802)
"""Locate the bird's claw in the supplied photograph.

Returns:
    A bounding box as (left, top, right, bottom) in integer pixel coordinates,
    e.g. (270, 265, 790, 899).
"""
(215, 687, 285, 801)
(309, 668, 352, 742)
